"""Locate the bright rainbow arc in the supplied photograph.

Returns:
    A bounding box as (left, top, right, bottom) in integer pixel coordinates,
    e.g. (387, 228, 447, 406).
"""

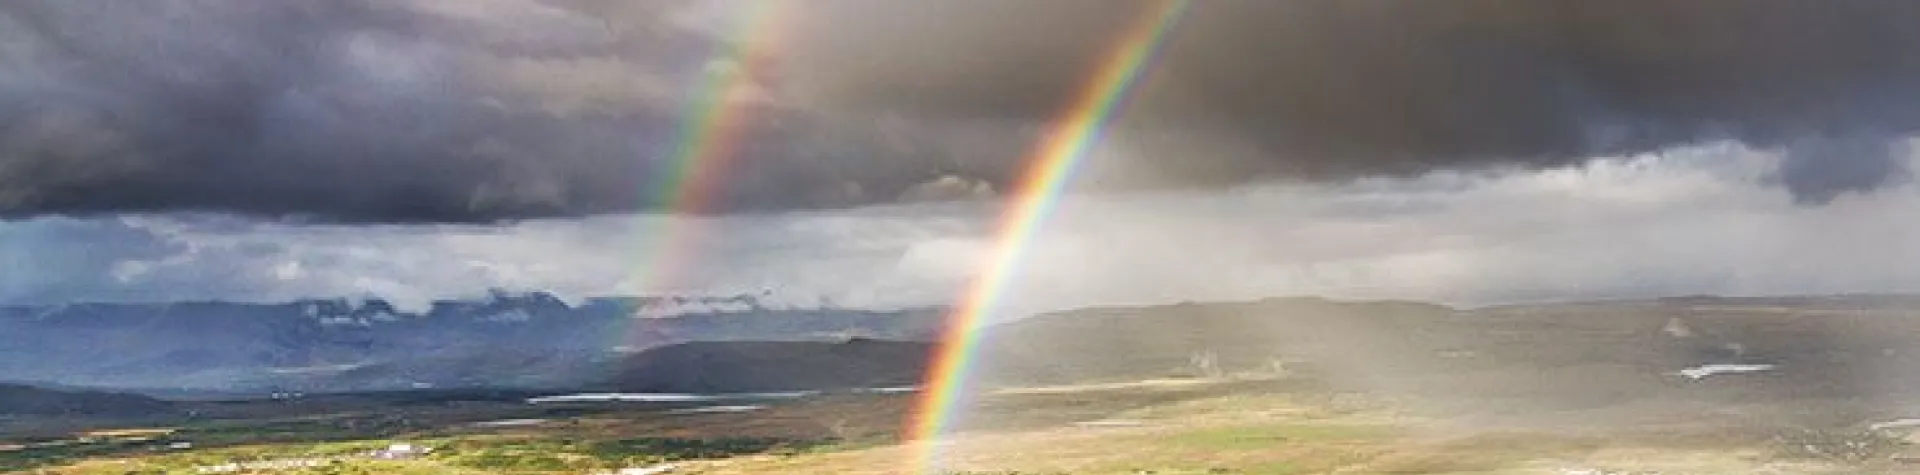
(905, 1, 1192, 472)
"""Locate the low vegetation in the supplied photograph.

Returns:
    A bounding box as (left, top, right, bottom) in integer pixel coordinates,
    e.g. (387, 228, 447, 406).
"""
(434, 436, 826, 472)
(7, 434, 840, 474)
(1771, 427, 1911, 464)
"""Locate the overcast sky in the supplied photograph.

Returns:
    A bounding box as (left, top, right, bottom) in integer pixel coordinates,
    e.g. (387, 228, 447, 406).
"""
(7, 0, 1920, 314)
(7, 141, 1920, 319)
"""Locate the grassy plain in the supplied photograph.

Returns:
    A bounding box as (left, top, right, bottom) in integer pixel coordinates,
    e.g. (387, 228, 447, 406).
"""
(6, 376, 1899, 474)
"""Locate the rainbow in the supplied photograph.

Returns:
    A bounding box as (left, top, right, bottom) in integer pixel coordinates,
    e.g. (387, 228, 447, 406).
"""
(626, 0, 787, 308)
(651, 1, 787, 214)
(904, 1, 1192, 472)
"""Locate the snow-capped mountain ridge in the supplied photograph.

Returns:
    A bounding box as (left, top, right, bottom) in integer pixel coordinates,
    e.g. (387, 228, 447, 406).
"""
(278, 289, 848, 325)
(0, 289, 875, 328)
(0, 292, 945, 393)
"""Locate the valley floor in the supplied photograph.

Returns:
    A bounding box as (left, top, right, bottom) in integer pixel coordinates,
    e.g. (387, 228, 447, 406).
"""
(10, 376, 1918, 475)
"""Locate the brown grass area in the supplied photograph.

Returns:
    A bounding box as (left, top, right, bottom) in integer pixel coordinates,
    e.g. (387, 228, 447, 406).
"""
(671, 378, 1869, 475)
(15, 378, 1879, 475)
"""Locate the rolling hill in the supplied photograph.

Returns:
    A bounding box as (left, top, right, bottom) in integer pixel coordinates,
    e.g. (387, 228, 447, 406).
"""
(0, 384, 175, 417)
(971, 295, 1920, 416)
(608, 338, 931, 393)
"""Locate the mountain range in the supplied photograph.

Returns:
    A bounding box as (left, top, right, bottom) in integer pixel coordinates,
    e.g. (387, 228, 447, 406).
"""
(0, 291, 942, 393)
(17, 291, 1920, 407)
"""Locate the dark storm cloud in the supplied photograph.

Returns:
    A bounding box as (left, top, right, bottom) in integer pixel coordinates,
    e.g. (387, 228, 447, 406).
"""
(781, 0, 1920, 203)
(0, 0, 961, 222)
(5, 0, 1920, 222)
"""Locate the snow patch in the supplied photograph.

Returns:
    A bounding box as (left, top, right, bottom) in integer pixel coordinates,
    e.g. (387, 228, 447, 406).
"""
(1870, 418, 1920, 431)
(1662, 317, 1693, 338)
(482, 308, 533, 323)
(471, 418, 549, 428)
(526, 391, 819, 404)
(851, 386, 921, 394)
(315, 316, 361, 327)
(665, 405, 766, 414)
(1671, 363, 1775, 380)
(593, 464, 679, 475)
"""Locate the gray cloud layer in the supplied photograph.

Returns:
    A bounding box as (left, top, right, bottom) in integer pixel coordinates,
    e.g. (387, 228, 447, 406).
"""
(8, 143, 1920, 316)
(4, 0, 1920, 222)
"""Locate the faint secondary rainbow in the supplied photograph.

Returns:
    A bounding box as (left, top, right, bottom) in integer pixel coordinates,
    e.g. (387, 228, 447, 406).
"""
(651, 1, 786, 213)
(625, 1, 786, 316)
(904, 1, 1192, 472)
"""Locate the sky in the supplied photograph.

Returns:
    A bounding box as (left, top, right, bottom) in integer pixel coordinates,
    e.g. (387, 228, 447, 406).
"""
(8, 142, 1920, 318)
(7, 0, 1920, 315)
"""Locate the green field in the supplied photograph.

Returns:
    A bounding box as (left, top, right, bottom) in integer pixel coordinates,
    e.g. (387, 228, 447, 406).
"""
(4, 377, 1898, 475)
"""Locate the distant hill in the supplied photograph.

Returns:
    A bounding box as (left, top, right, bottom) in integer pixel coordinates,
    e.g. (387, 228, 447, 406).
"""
(974, 297, 1460, 385)
(608, 338, 930, 393)
(970, 295, 1920, 411)
(20, 290, 1920, 406)
(0, 384, 174, 417)
(0, 292, 942, 393)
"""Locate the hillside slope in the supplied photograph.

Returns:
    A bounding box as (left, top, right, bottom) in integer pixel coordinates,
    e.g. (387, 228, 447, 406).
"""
(0, 384, 175, 417)
(608, 338, 930, 393)
(973, 295, 1920, 414)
